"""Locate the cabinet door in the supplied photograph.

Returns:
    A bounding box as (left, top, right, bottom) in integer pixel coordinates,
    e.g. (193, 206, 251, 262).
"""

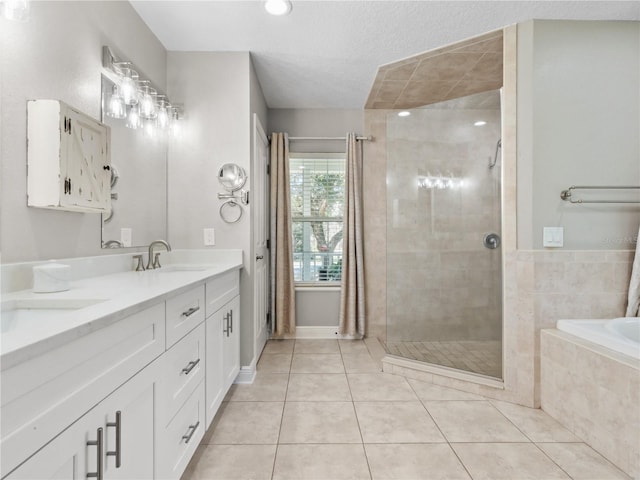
(5, 366, 154, 480)
(222, 296, 241, 391)
(205, 310, 224, 428)
(62, 106, 111, 211)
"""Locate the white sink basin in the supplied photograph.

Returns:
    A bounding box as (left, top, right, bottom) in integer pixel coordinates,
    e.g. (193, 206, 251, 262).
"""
(1, 298, 107, 332)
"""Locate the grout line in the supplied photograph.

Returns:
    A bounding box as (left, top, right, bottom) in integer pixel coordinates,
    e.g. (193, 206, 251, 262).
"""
(270, 340, 295, 480)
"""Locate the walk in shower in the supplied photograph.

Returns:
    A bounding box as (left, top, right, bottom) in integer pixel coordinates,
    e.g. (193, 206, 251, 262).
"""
(385, 89, 503, 379)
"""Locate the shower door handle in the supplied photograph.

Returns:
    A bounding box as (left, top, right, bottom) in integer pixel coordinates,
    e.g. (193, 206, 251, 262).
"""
(483, 233, 501, 249)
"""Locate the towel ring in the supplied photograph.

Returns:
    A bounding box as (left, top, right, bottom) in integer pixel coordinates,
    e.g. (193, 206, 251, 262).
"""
(220, 200, 243, 224)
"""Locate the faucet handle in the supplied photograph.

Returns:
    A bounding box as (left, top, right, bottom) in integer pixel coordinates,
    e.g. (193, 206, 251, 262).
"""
(153, 252, 162, 269)
(133, 255, 145, 271)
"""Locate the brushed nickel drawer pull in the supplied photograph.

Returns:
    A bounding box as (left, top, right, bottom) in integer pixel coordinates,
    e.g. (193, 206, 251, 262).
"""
(181, 306, 200, 317)
(182, 358, 201, 375)
(106, 411, 121, 468)
(182, 421, 200, 444)
(223, 312, 230, 337)
(229, 310, 233, 333)
(86, 427, 103, 479)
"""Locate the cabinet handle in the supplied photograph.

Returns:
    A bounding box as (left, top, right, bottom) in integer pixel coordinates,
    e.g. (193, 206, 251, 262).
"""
(86, 427, 103, 480)
(223, 312, 230, 337)
(106, 411, 121, 468)
(229, 310, 233, 334)
(181, 306, 200, 317)
(182, 358, 201, 375)
(182, 421, 200, 444)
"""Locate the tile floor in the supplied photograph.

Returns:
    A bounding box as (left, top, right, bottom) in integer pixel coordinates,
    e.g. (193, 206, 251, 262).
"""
(181, 339, 630, 480)
(384, 340, 502, 378)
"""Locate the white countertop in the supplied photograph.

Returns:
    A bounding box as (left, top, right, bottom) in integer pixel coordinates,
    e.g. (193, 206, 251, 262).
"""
(1, 250, 243, 369)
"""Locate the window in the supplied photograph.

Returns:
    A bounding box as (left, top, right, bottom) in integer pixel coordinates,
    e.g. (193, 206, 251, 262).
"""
(290, 153, 345, 283)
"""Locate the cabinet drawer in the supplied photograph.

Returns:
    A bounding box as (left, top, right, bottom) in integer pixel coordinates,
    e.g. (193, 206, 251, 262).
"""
(156, 381, 205, 480)
(205, 270, 239, 318)
(157, 323, 205, 426)
(1, 303, 165, 478)
(165, 286, 205, 348)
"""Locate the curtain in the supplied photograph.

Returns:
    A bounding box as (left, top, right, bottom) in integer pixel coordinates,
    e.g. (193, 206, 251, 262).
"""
(339, 133, 366, 337)
(270, 133, 296, 336)
(625, 224, 640, 317)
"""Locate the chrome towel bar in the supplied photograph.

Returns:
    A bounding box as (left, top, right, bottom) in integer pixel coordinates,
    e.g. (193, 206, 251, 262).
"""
(560, 185, 640, 204)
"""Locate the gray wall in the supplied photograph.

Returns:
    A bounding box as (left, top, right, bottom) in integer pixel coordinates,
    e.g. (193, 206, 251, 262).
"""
(517, 20, 640, 250)
(267, 108, 363, 327)
(1, 1, 167, 262)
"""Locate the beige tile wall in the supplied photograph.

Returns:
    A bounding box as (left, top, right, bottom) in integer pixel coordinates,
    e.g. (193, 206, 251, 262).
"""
(540, 329, 640, 478)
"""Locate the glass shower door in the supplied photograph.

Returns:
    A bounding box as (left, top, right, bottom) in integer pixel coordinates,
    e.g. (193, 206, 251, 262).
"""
(385, 90, 503, 379)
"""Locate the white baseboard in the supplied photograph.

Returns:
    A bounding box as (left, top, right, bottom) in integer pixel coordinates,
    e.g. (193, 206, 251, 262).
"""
(234, 364, 257, 384)
(280, 326, 362, 340)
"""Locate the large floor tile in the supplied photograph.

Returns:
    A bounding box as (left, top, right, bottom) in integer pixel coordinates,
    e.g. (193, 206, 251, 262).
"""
(225, 373, 289, 401)
(365, 444, 471, 480)
(425, 401, 529, 442)
(490, 399, 580, 442)
(339, 339, 370, 354)
(408, 378, 486, 401)
(355, 401, 445, 443)
(257, 353, 292, 373)
(263, 339, 295, 354)
(181, 444, 276, 480)
(279, 402, 362, 443)
(348, 373, 418, 401)
(294, 339, 340, 354)
(203, 401, 283, 444)
(291, 353, 344, 373)
(273, 444, 371, 480)
(343, 353, 381, 373)
(538, 443, 632, 479)
(286, 373, 351, 401)
(452, 443, 570, 480)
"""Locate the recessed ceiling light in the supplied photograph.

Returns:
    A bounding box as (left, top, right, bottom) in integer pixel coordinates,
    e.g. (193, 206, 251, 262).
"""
(398, 111, 411, 117)
(265, 0, 292, 16)
(474, 120, 487, 126)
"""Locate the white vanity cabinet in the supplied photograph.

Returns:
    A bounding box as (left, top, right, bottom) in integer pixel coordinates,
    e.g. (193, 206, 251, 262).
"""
(27, 99, 111, 213)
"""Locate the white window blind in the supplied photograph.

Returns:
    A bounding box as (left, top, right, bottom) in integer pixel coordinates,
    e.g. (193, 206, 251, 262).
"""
(290, 154, 345, 283)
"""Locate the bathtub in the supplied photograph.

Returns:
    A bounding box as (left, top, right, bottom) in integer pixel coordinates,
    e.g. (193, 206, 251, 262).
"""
(556, 317, 640, 360)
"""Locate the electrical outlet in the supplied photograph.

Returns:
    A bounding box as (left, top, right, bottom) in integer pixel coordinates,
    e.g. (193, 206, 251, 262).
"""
(203, 228, 215, 246)
(120, 228, 132, 247)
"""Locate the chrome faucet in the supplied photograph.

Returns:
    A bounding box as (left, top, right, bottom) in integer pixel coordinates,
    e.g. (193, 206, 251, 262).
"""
(146, 239, 172, 270)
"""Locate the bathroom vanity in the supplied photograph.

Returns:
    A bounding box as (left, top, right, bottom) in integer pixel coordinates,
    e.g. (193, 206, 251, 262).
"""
(0, 250, 242, 479)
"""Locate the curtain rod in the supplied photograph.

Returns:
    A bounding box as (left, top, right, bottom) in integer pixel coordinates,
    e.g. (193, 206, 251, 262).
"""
(288, 135, 372, 141)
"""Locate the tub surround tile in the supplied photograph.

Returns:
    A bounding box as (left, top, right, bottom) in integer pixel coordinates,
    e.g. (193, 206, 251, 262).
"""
(272, 444, 371, 480)
(452, 443, 570, 480)
(426, 401, 529, 442)
(182, 444, 277, 480)
(537, 443, 632, 480)
(364, 444, 471, 480)
(354, 401, 445, 443)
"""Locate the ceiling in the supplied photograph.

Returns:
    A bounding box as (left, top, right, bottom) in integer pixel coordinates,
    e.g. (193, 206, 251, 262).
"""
(130, 1, 640, 110)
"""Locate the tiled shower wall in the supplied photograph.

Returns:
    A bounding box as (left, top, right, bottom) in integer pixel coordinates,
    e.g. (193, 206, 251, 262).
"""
(386, 105, 502, 342)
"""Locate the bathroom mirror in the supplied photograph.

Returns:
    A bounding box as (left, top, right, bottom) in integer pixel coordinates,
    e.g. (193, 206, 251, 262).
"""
(100, 75, 168, 248)
(218, 163, 247, 192)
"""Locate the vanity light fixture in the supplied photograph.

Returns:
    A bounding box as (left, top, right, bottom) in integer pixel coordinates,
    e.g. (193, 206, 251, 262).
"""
(1, 0, 30, 21)
(102, 46, 183, 138)
(265, 0, 292, 16)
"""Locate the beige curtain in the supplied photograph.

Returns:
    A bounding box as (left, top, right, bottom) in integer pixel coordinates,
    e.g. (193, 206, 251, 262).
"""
(270, 133, 296, 336)
(339, 133, 365, 337)
(625, 224, 640, 317)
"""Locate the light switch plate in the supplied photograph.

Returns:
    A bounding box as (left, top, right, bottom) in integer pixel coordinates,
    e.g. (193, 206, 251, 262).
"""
(543, 227, 563, 248)
(120, 228, 132, 247)
(203, 228, 215, 246)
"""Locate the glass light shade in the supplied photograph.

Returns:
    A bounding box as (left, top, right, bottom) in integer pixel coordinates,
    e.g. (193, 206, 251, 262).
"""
(120, 71, 138, 106)
(2, 0, 30, 21)
(139, 87, 157, 119)
(107, 85, 126, 119)
(143, 117, 157, 138)
(126, 104, 141, 129)
(157, 103, 170, 130)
